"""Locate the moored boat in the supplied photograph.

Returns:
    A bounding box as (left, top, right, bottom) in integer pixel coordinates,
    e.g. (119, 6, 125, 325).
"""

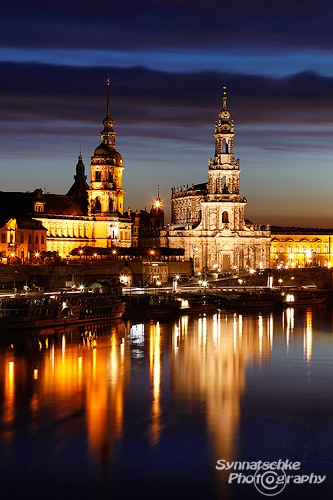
(0, 291, 125, 331)
(276, 289, 327, 307)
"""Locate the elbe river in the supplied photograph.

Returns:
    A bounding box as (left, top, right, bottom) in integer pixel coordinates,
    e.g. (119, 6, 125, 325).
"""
(1, 305, 332, 499)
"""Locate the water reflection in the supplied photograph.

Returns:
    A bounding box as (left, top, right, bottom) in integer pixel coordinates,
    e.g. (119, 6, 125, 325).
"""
(0, 307, 332, 499)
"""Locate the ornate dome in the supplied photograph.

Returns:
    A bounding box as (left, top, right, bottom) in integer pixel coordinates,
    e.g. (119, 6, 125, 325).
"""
(93, 144, 123, 164)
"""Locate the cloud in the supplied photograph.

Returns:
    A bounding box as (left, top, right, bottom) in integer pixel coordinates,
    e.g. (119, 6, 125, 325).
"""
(1, 0, 333, 51)
(1, 63, 332, 133)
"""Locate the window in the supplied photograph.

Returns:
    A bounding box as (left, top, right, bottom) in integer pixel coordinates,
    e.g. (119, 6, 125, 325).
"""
(20, 233, 24, 244)
(288, 245, 292, 253)
(35, 235, 39, 245)
(316, 246, 320, 254)
(41, 235, 44, 245)
(95, 171, 101, 181)
(1, 233, 5, 243)
(324, 245, 328, 253)
(29, 234, 32, 244)
(295, 246, 299, 253)
(94, 198, 101, 212)
(222, 211, 229, 223)
(280, 246, 284, 253)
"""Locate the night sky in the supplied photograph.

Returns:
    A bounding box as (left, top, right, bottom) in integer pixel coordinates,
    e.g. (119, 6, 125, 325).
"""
(1, 0, 333, 226)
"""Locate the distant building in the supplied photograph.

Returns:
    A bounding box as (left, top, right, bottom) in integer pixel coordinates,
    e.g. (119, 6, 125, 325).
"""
(0, 216, 47, 263)
(270, 226, 333, 268)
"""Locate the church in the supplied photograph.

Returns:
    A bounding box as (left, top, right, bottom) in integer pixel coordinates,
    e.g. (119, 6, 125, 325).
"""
(158, 88, 271, 274)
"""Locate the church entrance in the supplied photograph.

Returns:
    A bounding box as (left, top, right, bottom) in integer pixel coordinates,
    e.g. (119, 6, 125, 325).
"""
(222, 254, 230, 271)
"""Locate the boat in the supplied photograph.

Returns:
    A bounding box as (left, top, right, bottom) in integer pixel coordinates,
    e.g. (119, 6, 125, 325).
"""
(276, 289, 327, 307)
(0, 291, 125, 331)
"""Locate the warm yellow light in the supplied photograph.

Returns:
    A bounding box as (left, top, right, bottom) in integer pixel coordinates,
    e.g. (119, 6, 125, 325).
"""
(155, 199, 160, 208)
(35, 252, 39, 258)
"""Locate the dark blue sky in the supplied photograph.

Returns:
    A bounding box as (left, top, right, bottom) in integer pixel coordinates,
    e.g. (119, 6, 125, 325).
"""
(1, 0, 333, 226)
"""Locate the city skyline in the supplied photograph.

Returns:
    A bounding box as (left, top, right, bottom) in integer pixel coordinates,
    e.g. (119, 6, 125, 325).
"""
(1, 0, 333, 227)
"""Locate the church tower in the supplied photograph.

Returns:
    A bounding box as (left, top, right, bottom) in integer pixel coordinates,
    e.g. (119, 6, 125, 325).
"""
(88, 78, 125, 217)
(87, 79, 131, 247)
(202, 87, 246, 232)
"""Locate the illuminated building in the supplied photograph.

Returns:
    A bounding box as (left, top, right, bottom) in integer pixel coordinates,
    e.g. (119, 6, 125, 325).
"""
(0, 217, 46, 264)
(0, 81, 132, 260)
(161, 88, 271, 273)
(270, 226, 333, 268)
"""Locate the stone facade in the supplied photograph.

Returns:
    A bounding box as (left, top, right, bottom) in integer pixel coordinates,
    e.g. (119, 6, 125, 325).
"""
(270, 226, 333, 268)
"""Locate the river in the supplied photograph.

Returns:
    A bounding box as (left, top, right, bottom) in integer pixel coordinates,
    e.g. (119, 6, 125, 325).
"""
(0, 305, 332, 499)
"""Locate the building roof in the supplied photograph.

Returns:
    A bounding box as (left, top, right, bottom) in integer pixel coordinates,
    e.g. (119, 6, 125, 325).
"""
(271, 226, 333, 235)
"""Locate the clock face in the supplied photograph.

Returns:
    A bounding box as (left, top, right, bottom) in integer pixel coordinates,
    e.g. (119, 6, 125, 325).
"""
(222, 110, 230, 119)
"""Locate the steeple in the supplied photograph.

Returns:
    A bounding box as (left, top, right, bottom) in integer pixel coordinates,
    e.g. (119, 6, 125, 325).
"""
(67, 153, 89, 205)
(215, 86, 233, 134)
(88, 79, 126, 218)
(100, 77, 116, 149)
(207, 88, 240, 200)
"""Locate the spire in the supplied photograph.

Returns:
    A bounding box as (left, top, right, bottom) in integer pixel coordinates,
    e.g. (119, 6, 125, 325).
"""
(101, 77, 116, 148)
(67, 153, 89, 202)
(218, 86, 231, 122)
(106, 76, 111, 118)
(155, 184, 161, 208)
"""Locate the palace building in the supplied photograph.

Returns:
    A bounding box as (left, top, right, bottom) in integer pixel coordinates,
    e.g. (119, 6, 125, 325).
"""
(0, 80, 132, 262)
(270, 226, 333, 269)
(158, 88, 271, 274)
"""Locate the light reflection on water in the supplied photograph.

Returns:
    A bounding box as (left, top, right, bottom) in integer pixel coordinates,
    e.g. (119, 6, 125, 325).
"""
(0, 307, 333, 499)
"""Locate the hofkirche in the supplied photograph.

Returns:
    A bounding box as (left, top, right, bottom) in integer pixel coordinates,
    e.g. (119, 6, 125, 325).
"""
(1, 83, 333, 273)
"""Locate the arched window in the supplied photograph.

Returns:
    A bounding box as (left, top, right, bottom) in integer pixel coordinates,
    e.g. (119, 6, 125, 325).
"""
(94, 198, 101, 212)
(109, 198, 113, 213)
(222, 138, 228, 154)
(222, 211, 229, 223)
(95, 171, 101, 182)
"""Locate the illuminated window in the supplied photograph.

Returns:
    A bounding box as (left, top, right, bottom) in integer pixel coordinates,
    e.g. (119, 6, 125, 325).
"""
(316, 246, 320, 254)
(324, 245, 328, 253)
(280, 246, 284, 253)
(295, 246, 299, 253)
